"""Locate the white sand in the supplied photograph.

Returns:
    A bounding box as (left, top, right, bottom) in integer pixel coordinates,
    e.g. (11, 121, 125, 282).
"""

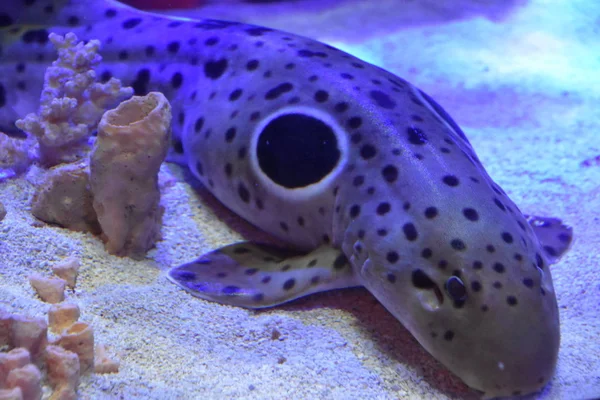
(1, 0, 599, 399)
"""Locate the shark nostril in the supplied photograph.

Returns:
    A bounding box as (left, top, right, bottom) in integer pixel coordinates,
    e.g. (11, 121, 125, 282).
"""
(412, 269, 444, 307)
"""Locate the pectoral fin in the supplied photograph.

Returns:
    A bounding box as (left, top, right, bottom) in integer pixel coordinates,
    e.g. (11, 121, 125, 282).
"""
(526, 215, 573, 264)
(168, 242, 359, 308)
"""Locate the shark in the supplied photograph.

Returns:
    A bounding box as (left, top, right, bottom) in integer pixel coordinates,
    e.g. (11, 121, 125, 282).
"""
(0, 0, 573, 397)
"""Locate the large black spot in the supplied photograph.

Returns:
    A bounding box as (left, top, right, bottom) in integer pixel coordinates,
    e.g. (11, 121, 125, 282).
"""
(122, 18, 142, 29)
(0, 83, 6, 108)
(407, 126, 428, 145)
(265, 82, 293, 100)
(0, 14, 14, 27)
(370, 90, 396, 109)
(204, 58, 228, 79)
(257, 113, 339, 188)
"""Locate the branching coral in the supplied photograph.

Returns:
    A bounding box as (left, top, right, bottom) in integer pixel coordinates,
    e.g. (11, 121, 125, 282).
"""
(14, 32, 133, 167)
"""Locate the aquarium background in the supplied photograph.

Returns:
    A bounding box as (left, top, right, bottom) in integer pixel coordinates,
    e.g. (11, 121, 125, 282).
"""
(1, 0, 599, 399)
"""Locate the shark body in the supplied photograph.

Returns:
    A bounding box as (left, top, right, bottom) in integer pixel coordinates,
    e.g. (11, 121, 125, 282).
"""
(0, 1, 573, 397)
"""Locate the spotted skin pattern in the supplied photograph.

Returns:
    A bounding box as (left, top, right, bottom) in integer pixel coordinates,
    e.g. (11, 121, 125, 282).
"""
(0, 1, 573, 398)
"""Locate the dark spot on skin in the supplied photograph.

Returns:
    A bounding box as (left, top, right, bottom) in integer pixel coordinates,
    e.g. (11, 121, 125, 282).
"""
(262, 276, 271, 284)
(502, 232, 514, 244)
(283, 278, 295, 291)
(421, 248, 433, 259)
(172, 138, 183, 154)
(386, 251, 399, 264)
(381, 165, 398, 183)
(442, 175, 459, 187)
(444, 330, 454, 341)
(387, 273, 397, 283)
(349, 205, 361, 218)
(246, 59, 259, 71)
(543, 245, 557, 257)
(486, 244, 496, 253)
(348, 117, 362, 129)
(204, 58, 228, 79)
(297, 49, 327, 58)
(535, 253, 545, 269)
(376, 202, 390, 215)
(353, 176, 364, 187)
(360, 144, 377, 160)
(246, 27, 272, 36)
(357, 230, 365, 239)
(281, 264, 291, 271)
(167, 41, 180, 54)
(558, 232, 571, 243)
(377, 229, 387, 237)
(407, 126, 428, 145)
(370, 90, 396, 109)
(311, 276, 320, 285)
(340, 73, 354, 80)
(494, 198, 506, 211)
(171, 72, 183, 89)
(424, 207, 438, 219)
(314, 90, 329, 103)
(224, 163, 232, 177)
(67, 15, 80, 26)
(333, 254, 348, 270)
(463, 208, 479, 221)
(238, 146, 247, 159)
(145, 45, 155, 57)
(222, 285, 240, 295)
(350, 133, 362, 144)
(438, 260, 448, 270)
(245, 268, 259, 276)
(238, 183, 250, 203)
(493, 262, 506, 273)
(280, 222, 289, 232)
(118, 50, 128, 60)
(22, 29, 49, 45)
(194, 117, 204, 133)
(403, 223, 418, 241)
(0, 14, 14, 28)
(101, 70, 113, 83)
(122, 18, 142, 29)
(225, 127, 236, 143)
(473, 261, 483, 270)
(196, 161, 204, 176)
(265, 82, 293, 100)
(450, 239, 466, 251)
(253, 293, 265, 302)
(335, 102, 349, 113)
(173, 270, 195, 281)
(297, 216, 305, 226)
(308, 259, 318, 267)
(507, 296, 518, 306)
(523, 278, 534, 288)
(471, 281, 482, 292)
(205, 36, 219, 46)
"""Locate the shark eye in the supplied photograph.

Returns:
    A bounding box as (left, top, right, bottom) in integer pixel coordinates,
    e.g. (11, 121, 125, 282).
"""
(445, 276, 467, 302)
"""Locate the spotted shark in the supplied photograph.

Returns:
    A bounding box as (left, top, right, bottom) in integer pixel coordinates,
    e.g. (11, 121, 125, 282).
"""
(0, 0, 573, 397)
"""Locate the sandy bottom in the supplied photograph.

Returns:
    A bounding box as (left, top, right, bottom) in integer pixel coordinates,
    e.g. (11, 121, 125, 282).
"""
(1, 0, 599, 399)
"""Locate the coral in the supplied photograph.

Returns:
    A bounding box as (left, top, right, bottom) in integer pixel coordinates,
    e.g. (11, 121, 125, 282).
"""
(30, 162, 100, 233)
(4, 364, 42, 400)
(28, 274, 67, 304)
(90, 92, 172, 260)
(0, 134, 34, 174)
(45, 345, 80, 399)
(1, 258, 118, 398)
(48, 304, 80, 334)
(15, 32, 133, 167)
(51, 258, 81, 289)
(94, 345, 120, 374)
(55, 322, 95, 373)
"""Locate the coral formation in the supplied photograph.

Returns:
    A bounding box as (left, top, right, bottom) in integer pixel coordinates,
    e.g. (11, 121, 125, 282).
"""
(0, 257, 119, 399)
(51, 258, 80, 290)
(30, 163, 100, 234)
(15, 32, 133, 167)
(90, 92, 172, 259)
(28, 275, 67, 304)
(0, 134, 33, 175)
